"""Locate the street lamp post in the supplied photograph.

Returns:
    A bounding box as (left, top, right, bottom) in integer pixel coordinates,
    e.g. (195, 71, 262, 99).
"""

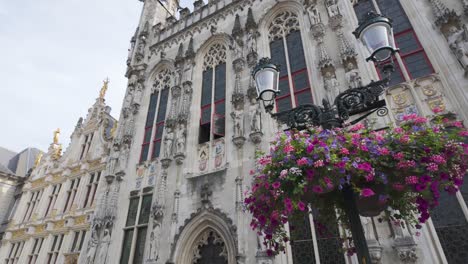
(252, 12, 398, 264)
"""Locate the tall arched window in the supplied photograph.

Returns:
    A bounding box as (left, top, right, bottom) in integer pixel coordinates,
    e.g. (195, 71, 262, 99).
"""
(199, 43, 227, 144)
(268, 11, 313, 112)
(140, 68, 172, 162)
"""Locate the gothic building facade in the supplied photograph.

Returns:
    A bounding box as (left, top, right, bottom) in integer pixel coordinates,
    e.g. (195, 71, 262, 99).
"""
(0, 87, 116, 264)
(2, 0, 468, 263)
(81, 0, 468, 263)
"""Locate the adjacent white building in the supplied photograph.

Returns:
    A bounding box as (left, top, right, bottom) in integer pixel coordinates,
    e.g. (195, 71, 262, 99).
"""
(2, 0, 468, 263)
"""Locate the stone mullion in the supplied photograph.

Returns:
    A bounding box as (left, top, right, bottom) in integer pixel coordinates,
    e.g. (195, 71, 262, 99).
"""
(73, 174, 90, 210)
(17, 192, 32, 223)
(56, 180, 72, 215)
(37, 185, 54, 219)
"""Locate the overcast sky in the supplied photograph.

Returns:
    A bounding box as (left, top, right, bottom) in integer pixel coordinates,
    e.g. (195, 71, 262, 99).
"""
(0, 0, 190, 153)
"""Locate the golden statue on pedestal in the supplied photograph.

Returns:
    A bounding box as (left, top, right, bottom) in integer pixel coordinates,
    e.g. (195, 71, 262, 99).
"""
(53, 128, 60, 144)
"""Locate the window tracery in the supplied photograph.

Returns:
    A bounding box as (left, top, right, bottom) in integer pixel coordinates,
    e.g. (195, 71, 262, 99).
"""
(203, 44, 227, 71)
(191, 228, 228, 264)
(268, 11, 300, 41)
(152, 68, 173, 92)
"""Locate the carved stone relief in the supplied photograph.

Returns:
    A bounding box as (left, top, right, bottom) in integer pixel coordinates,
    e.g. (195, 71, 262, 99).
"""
(163, 126, 175, 159)
(148, 204, 164, 262)
(268, 11, 300, 42)
(326, 0, 343, 29)
(413, 75, 449, 113)
(191, 229, 228, 263)
(447, 25, 468, 75)
(386, 85, 419, 124)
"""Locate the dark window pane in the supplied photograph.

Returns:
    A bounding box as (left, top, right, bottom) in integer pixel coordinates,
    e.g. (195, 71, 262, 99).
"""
(201, 69, 213, 106)
(215, 101, 225, 116)
(138, 194, 153, 225)
(133, 227, 148, 264)
(395, 31, 420, 54)
(201, 107, 211, 125)
(353, 0, 376, 22)
(403, 52, 433, 79)
(79, 231, 86, 251)
(199, 123, 211, 144)
(376, 0, 411, 33)
(141, 145, 149, 162)
(155, 124, 164, 140)
(145, 93, 158, 127)
(156, 88, 169, 122)
(213, 115, 225, 136)
(286, 31, 306, 73)
(144, 128, 152, 143)
(270, 39, 288, 77)
(289, 213, 316, 264)
(278, 78, 290, 96)
(293, 71, 309, 91)
(432, 191, 468, 264)
(214, 63, 226, 101)
(152, 141, 161, 159)
(125, 197, 140, 227)
(120, 229, 134, 264)
(276, 96, 292, 112)
(296, 90, 313, 106)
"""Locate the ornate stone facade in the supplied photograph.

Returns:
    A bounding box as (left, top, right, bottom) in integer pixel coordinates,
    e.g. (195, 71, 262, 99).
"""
(3, 0, 468, 263)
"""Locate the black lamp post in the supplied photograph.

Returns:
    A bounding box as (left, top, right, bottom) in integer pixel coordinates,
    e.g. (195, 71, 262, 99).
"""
(252, 12, 398, 264)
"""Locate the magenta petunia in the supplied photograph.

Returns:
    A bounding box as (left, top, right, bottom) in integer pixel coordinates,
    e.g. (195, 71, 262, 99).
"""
(312, 185, 323, 193)
(297, 201, 306, 211)
(360, 188, 375, 197)
(272, 182, 281, 189)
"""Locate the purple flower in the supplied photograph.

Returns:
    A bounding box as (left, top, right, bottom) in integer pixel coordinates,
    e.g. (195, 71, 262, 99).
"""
(419, 175, 431, 184)
(415, 184, 426, 192)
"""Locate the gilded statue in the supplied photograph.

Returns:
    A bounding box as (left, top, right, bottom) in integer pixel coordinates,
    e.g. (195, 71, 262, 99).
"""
(100, 78, 109, 100)
(53, 128, 60, 144)
(34, 152, 43, 167)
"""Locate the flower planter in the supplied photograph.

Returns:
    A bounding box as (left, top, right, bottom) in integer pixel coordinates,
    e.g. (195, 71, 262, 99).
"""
(356, 184, 388, 217)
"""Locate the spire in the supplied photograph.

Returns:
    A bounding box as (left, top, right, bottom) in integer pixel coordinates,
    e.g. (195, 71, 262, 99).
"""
(99, 78, 109, 101)
(232, 14, 243, 37)
(428, 0, 460, 27)
(338, 31, 357, 62)
(245, 8, 257, 32)
(185, 37, 195, 59)
(175, 43, 184, 62)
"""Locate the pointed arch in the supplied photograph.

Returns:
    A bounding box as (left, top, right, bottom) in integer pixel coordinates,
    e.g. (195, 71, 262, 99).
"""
(170, 208, 238, 264)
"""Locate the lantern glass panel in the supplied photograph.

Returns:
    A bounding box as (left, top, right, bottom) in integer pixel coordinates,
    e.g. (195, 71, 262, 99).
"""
(255, 68, 279, 101)
(362, 22, 393, 61)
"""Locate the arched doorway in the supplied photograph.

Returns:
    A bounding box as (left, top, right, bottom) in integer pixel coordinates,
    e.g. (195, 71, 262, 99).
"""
(193, 228, 228, 264)
(169, 208, 238, 264)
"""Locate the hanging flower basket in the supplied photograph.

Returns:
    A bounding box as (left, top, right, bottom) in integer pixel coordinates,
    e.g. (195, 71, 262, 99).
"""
(244, 112, 468, 256)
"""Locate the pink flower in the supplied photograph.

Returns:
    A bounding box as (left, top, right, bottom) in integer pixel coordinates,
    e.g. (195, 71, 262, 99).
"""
(314, 160, 325, 167)
(459, 131, 468, 136)
(405, 176, 418, 185)
(272, 182, 281, 189)
(279, 169, 288, 179)
(393, 152, 404, 160)
(349, 123, 365, 132)
(431, 155, 446, 164)
(297, 157, 309, 166)
(360, 188, 375, 197)
(394, 127, 404, 134)
(427, 163, 439, 172)
(312, 185, 323, 193)
(453, 121, 463, 128)
(297, 201, 306, 211)
(258, 156, 272, 165)
(306, 144, 315, 154)
(283, 144, 294, 153)
(378, 147, 390, 155)
(357, 162, 372, 172)
(392, 183, 405, 191)
(400, 135, 410, 143)
(340, 148, 350, 155)
(432, 107, 443, 113)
